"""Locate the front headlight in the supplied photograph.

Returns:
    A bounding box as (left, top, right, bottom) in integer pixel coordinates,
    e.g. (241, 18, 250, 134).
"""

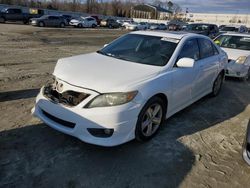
(236, 56, 247, 64)
(85, 91, 138, 108)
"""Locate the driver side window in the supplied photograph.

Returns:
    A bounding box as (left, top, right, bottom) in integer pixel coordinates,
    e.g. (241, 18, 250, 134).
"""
(178, 39, 200, 61)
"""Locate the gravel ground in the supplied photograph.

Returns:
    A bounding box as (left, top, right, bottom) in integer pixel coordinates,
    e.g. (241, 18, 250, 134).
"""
(0, 24, 250, 188)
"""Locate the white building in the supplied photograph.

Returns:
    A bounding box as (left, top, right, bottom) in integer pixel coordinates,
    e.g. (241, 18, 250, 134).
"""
(187, 13, 250, 27)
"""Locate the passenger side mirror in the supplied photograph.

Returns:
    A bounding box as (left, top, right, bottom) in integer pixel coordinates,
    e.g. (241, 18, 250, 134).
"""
(176, 58, 195, 68)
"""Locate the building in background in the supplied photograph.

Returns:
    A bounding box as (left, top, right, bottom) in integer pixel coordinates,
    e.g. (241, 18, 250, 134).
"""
(131, 4, 172, 20)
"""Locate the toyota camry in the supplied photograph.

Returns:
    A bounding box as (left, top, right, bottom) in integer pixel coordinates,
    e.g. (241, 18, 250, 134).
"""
(32, 31, 227, 146)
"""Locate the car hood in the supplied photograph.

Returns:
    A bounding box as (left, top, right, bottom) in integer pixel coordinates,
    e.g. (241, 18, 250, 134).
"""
(70, 19, 80, 23)
(53, 53, 162, 93)
(222, 48, 250, 60)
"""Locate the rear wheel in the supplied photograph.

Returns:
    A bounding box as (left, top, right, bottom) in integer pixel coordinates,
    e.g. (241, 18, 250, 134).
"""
(92, 24, 97, 28)
(78, 23, 82, 28)
(135, 97, 166, 141)
(211, 73, 223, 97)
(60, 22, 65, 28)
(108, 24, 112, 29)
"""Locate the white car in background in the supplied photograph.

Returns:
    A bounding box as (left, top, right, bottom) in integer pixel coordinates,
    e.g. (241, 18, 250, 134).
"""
(126, 22, 148, 31)
(69, 17, 97, 28)
(214, 33, 250, 80)
(32, 31, 227, 146)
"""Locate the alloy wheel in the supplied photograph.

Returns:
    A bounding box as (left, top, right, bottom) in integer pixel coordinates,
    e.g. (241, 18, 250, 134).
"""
(141, 103, 163, 137)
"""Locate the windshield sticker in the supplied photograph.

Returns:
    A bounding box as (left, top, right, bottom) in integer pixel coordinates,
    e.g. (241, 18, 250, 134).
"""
(161, 37, 179, 43)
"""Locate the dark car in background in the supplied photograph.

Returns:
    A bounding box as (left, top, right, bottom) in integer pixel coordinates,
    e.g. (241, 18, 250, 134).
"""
(100, 18, 119, 28)
(0, 7, 43, 24)
(30, 15, 67, 27)
(243, 120, 250, 165)
(91, 15, 101, 25)
(185, 23, 219, 38)
(167, 23, 182, 31)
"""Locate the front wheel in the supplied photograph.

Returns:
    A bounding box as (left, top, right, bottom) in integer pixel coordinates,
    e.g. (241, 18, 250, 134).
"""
(135, 97, 166, 141)
(211, 73, 223, 97)
(243, 68, 250, 81)
(0, 17, 5, 23)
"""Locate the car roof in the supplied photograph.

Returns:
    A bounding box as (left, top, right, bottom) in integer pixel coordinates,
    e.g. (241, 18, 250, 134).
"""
(131, 31, 201, 40)
(220, 32, 250, 37)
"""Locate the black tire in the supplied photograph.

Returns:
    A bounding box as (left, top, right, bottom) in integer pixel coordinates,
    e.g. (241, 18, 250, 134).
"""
(78, 23, 82, 28)
(60, 22, 65, 28)
(210, 73, 223, 97)
(108, 24, 112, 29)
(135, 97, 167, 142)
(0, 17, 5, 23)
(39, 21, 45, 27)
(243, 68, 250, 81)
(92, 24, 97, 28)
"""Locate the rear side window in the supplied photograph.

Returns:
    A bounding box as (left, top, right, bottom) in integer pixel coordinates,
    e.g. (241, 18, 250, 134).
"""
(14, 9, 22, 14)
(198, 38, 215, 59)
(178, 39, 200, 60)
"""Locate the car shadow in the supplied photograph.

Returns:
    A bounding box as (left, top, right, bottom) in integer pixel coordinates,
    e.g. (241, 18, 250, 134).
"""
(0, 81, 249, 188)
(0, 89, 40, 102)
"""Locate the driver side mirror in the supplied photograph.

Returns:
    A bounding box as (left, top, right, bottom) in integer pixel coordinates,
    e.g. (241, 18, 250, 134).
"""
(176, 58, 195, 68)
(103, 44, 108, 47)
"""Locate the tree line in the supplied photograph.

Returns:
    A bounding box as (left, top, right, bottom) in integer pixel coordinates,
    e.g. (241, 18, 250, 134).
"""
(0, 0, 180, 17)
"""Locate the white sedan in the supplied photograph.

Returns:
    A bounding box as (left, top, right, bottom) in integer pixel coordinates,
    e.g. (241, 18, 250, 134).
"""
(126, 22, 148, 31)
(69, 17, 97, 28)
(214, 33, 250, 80)
(32, 31, 227, 146)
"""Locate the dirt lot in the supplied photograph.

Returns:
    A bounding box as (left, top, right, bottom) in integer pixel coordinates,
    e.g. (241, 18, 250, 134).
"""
(0, 24, 250, 188)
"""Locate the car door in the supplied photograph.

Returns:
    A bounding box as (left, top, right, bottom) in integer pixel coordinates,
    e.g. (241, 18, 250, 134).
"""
(5, 9, 15, 20)
(52, 16, 60, 27)
(46, 16, 54, 26)
(193, 38, 220, 99)
(171, 38, 201, 111)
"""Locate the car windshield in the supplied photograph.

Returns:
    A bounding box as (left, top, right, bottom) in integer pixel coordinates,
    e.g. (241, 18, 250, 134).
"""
(186, 24, 209, 31)
(97, 34, 179, 66)
(221, 27, 237, 31)
(214, 35, 250, 50)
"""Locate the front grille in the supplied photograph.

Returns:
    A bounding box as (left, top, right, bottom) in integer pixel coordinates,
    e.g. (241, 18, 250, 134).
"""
(43, 84, 89, 107)
(42, 110, 75, 128)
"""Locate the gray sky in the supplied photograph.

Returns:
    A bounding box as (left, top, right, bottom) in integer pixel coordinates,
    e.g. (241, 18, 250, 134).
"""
(172, 0, 250, 14)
